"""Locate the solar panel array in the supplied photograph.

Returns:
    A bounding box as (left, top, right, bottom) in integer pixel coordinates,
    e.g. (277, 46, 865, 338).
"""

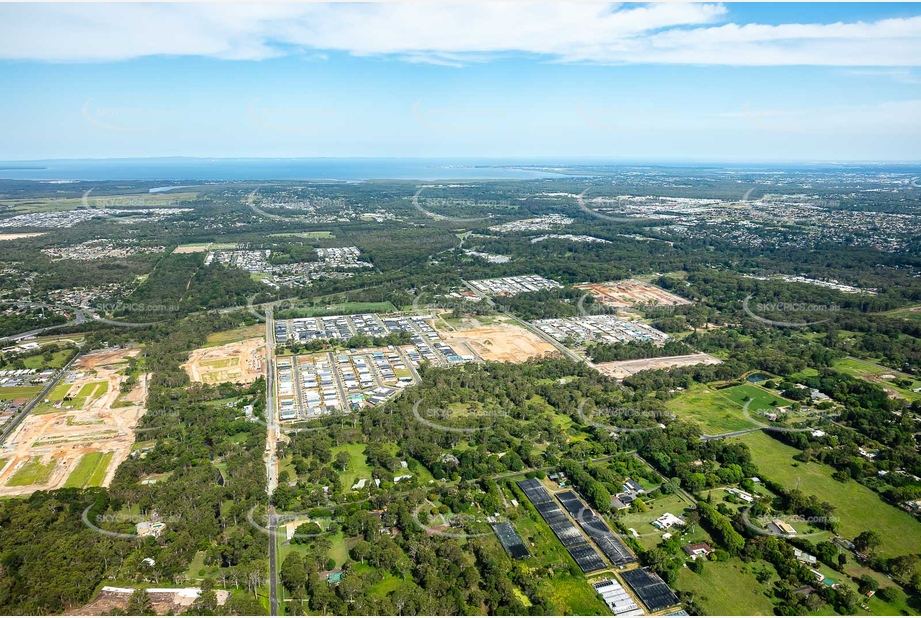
(621, 568, 680, 612)
(556, 490, 638, 567)
(516, 479, 607, 573)
(492, 522, 529, 559)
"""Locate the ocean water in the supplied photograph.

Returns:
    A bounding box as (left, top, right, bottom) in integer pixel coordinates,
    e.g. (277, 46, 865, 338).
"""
(0, 158, 582, 182)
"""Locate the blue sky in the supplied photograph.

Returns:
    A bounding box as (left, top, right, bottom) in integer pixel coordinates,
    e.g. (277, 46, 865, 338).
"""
(0, 3, 919, 162)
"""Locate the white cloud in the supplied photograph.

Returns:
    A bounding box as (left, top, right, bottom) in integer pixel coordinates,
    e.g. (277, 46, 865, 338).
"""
(0, 3, 919, 66)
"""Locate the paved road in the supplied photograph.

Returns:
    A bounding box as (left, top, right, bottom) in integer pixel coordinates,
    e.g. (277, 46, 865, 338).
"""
(0, 353, 80, 446)
(700, 428, 762, 441)
(264, 310, 279, 616)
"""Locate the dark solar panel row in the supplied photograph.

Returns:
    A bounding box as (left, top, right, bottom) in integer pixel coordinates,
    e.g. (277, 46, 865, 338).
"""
(621, 568, 680, 612)
(535, 502, 568, 524)
(555, 490, 585, 517)
(594, 534, 636, 567)
(492, 522, 530, 560)
(557, 490, 637, 568)
(568, 544, 607, 573)
(517, 479, 553, 505)
(549, 521, 586, 548)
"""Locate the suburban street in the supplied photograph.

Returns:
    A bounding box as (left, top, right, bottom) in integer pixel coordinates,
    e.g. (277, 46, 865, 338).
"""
(264, 309, 279, 616)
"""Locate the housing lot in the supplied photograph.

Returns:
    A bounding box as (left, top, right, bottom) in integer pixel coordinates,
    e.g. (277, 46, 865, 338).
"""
(0, 348, 147, 496)
(274, 313, 484, 422)
(467, 274, 563, 297)
(532, 315, 670, 345)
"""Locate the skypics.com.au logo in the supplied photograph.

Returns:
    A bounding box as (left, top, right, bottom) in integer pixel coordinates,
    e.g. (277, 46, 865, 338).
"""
(742, 295, 840, 328)
(412, 399, 511, 434)
(576, 400, 673, 435)
(82, 508, 181, 539)
(411, 503, 507, 540)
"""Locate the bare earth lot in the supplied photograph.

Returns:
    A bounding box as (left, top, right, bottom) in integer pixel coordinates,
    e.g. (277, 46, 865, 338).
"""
(183, 337, 264, 384)
(577, 279, 692, 307)
(438, 319, 556, 362)
(0, 232, 46, 241)
(0, 348, 147, 496)
(594, 352, 722, 379)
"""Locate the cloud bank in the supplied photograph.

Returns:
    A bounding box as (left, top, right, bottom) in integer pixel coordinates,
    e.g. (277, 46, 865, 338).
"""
(0, 3, 920, 66)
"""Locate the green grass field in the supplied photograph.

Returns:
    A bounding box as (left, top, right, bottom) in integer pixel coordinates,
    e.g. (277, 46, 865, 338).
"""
(666, 384, 773, 434)
(0, 385, 42, 401)
(6, 457, 56, 486)
(735, 432, 921, 558)
(204, 324, 265, 347)
(76, 380, 108, 399)
(63, 451, 114, 488)
(675, 557, 779, 616)
(333, 443, 373, 491)
(0, 349, 74, 372)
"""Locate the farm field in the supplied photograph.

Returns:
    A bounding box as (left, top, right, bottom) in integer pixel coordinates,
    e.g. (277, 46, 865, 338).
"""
(505, 480, 611, 614)
(675, 557, 779, 616)
(734, 431, 921, 558)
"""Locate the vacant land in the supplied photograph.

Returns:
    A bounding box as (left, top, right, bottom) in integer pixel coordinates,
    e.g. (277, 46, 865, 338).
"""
(665, 383, 793, 435)
(735, 431, 921, 558)
(63, 451, 114, 488)
(0, 232, 46, 241)
(0, 348, 147, 496)
(173, 241, 236, 254)
(334, 443, 373, 491)
(6, 456, 57, 486)
(184, 337, 264, 384)
(438, 318, 556, 362)
(576, 279, 692, 307)
(675, 557, 778, 616)
(594, 353, 721, 380)
(269, 231, 334, 239)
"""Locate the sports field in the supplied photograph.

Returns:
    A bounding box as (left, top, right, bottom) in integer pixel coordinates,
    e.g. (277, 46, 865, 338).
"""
(735, 432, 921, 558)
